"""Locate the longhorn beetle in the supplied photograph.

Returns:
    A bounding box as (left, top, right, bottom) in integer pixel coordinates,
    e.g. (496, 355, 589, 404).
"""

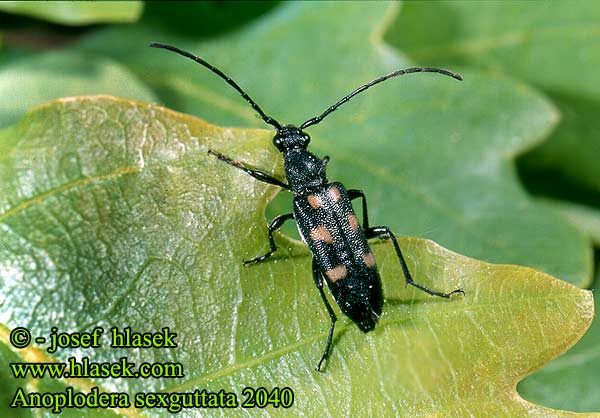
(150, 42, 464, 372)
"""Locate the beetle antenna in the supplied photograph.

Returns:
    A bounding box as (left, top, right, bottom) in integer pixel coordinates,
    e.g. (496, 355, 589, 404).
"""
(150, 42, 282, 129)
(300, 67, 462, 130)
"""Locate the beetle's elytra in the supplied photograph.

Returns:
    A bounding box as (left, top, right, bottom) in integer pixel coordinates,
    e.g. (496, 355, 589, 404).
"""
(150, 42, 464, 372)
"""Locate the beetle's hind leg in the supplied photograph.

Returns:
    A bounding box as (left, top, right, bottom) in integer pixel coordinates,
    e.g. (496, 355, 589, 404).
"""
(348, 189, 462, 298)
(243, 213, 295, 266)
(366, 226, 464, 298)
(208, 149, 290, 189)
(312, 258, 337, 372)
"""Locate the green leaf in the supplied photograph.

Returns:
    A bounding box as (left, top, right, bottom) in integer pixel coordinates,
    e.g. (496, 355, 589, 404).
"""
(519, 268, 600, 413)
(0, 97, 596, 417)
(386, 0, 600, 207)
(537, 198, 600, 246)
(0, 1, 143, 26)
(387, 1, 600, 97)
(75, 2, 591, 286)
(520, 92, 600, 192)
(0, 51, 157, 128)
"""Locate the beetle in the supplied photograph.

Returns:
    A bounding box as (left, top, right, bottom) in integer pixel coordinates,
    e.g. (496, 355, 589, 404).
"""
(150, 42, 464, 371)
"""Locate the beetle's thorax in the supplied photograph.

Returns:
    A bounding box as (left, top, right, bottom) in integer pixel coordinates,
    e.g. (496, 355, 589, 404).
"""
(283, 148, 328, 195)
(273, 124, 328, 194)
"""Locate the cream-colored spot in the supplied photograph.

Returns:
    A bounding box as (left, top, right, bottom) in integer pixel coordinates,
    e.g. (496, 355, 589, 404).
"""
(309, 225, 333, 243)
(363, 252, 376, 268)
(326, 265, 348, 282)
(307, 194, 322, 209)
(347, 214, 359, 230)
(328, 186, 341, 202)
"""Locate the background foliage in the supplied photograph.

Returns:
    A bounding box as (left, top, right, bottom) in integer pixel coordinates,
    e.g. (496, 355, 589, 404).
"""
(0, 1, 598, 417)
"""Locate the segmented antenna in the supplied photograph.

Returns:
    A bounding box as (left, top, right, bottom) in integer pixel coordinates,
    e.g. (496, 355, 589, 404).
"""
(300, 67, 463, 130)
(149, 42, 281, 129)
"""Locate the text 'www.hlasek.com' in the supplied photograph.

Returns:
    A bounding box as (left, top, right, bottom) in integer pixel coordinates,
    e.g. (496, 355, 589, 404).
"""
(7, 326, 294, 413)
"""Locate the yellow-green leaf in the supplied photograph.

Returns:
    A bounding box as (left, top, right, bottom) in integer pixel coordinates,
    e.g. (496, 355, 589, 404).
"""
(0, 97, 595, 417)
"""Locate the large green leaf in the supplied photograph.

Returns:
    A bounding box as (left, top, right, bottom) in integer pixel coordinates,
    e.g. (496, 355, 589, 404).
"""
(72, 2, 591, 286)
(0, 1, 143, 26)
(538, 199, 600, 246)
(386, 0, 600, 215)
(387, 1, 600, 97)
(0, 97, 596, 417)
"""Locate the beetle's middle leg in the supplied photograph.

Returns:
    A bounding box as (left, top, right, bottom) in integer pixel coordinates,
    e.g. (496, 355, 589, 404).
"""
(348, 189, 369, 229)
(243, 213, 295, 266)
(312, 258, 337, 372)
(208, 149, 290, 189)
(366, 226, 464, 299)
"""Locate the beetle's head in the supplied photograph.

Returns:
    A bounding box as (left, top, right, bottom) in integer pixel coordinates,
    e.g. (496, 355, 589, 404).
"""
(273, 125, 310, 152)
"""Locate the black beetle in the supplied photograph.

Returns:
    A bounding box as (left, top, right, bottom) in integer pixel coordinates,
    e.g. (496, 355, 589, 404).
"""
(150, 42, 464, 371)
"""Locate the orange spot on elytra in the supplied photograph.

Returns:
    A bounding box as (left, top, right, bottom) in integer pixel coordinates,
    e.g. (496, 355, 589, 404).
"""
(326, 265, 348, 282)
(363, 252, 376, 268)
(307, 194, 322, 209)
(328, 186, 341, 202)
(310, 225, 333, 243)
(348, 214, 359, 230)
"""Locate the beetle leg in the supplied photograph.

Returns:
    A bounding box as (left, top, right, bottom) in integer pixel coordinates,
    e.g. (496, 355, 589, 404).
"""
(348, 189, 369, 230)
(312, 257, 337, 372)
(366, 226, 464, 298)
(208, 149, 290, 189)
(243, 213, 295, 266)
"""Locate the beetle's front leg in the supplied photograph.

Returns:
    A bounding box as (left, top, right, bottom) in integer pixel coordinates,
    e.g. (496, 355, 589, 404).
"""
(208, 149, 290, 189)
(243, 213, 295, 266)
(365, 226, 464, 298)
